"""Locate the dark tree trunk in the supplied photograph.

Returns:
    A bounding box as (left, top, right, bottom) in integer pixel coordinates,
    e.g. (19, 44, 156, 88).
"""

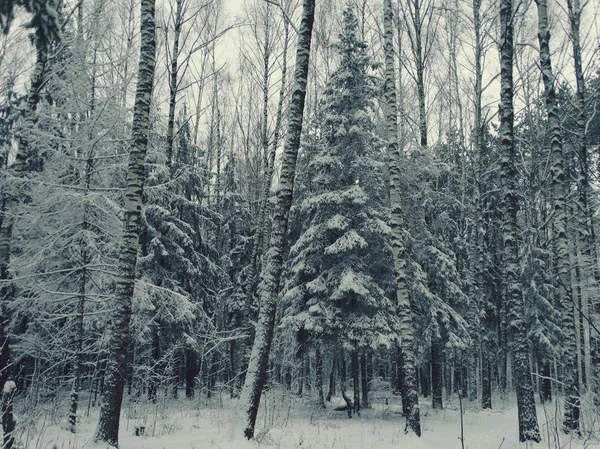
(2, 380, 16, 449)
(351, 350, 360, 416)
(186, 348, 196, 399)
(420, 366, 430, 398)
(541, 361, 551, 403)
(360, 352, 369, 409)
(431, 341, 443, 409)
(315, 342, 325, 409)
(481, 349, 492, 409)
(326, 356, 335, 402)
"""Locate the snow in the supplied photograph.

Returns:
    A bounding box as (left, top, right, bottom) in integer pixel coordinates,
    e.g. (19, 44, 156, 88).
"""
(14, 391, 597, 449)
(3, 380, 16, 394)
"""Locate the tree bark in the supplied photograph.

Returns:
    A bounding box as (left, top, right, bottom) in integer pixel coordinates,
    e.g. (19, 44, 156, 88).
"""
(94, 0, 156, 445)
(360, 352, 369, 409)
(536, 0, 580, 432)
(431, 340, 443, 409)
(351, 350, 360, 416)
(383, 0, 421, 436)
(2, 380, 16, 449)
(315, 342, 325, 409)
(499, 0, 540, 441)
(241, 0, 315, 439)
(326, 355, 335, 401)
(166, 0, 183, 170)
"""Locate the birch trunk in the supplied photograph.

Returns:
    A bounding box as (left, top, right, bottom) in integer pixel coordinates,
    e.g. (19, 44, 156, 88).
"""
(499, 0, 540, 441)
(566, 0, 596, 401)
(94, 0, 156, 444)
(166, 0, 183, 170)
(239, 12, 290, 388)
(241, 0, 315, 439)
(472, 0, 492, 411)
(383, 0, 421, 436)
(536, 0, 580, 431)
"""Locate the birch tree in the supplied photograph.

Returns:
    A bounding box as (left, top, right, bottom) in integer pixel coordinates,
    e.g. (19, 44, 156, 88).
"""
(535, 0, 580, 432)
(242, 0, 315, 439)
(382, 0, 420, 436)
(499, 0, 540, 441)
(94, 0, 157, 444)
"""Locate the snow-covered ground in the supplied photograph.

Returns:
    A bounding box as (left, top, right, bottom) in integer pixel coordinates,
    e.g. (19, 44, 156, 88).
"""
(12, 390, 600, 449)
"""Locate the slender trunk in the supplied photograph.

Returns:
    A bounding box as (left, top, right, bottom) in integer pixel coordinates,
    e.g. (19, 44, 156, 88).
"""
(315, 342, 325, 409)
(566, 0, 597, 403)
(241, 17, 290, 357)
(166, 0, 183, 170)
(2, 380, 16, 449)
(241, 1, 315, 438)
(351, 350, 360, 416)
(383, 0, 420, 435)
(500, 0, 540, 441)
(536, 0, 580, 431)
(431, 340, 443, 409)
(541, 360, 552, 403)
(326, 356, 335, 402)
(481, 349, 492, 409)
(360, 352, 369, 409)
(185, 347, 196, 398)
(94, 0, 156, 445)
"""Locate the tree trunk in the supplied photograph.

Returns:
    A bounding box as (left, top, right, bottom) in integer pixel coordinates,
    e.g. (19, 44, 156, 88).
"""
(94, 0, 156, 445)
(360, 352, 369, 409)
(431, 340, 443, 409)
(185, 347, 196, 399)
(499, 0, 540, 441)
(540, 360, 551, 403)
(536, 0, 580, 432)
(481, 349, 492, 409)
(2, 380, 16, 449)
(241, 0, 315, 439)
(315, 342, 325, 409)
(351, 350, 360, 416)
(383, 0, 421, 436)
(326, 356, 335, 402)
(165, 0, 183, 170)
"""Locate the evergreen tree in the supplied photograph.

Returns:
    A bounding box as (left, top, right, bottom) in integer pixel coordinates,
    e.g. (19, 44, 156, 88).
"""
(282, 5, 398, 403)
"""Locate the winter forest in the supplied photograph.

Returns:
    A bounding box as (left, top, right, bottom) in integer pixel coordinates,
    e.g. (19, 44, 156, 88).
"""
(0, 0, 599, 448)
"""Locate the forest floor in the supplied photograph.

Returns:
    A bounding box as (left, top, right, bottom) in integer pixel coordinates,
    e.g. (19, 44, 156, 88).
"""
(11, 388, 600, 449)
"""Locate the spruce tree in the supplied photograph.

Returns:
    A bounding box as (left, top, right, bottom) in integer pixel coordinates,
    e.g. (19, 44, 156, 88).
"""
(282, 6, 398, 397)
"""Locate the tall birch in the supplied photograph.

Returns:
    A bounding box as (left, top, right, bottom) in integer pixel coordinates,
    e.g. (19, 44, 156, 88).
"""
(241, 0, 315, 439)
(499, 0, 540, 441)
(94, 0, 157, 445)
(535, 0, 580, 432)
(382, 0, 421, 436)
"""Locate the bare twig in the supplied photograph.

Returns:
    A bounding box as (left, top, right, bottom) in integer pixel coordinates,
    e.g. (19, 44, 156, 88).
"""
(264, 0, 300, 35)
